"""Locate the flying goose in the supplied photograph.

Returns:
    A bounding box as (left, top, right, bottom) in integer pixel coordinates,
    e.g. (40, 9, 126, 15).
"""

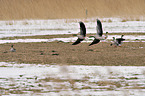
(72, 22, 86, 45)
(110, 35, 125, 47)
(89, 19, 108, 46)
(10, 44, 16, 52)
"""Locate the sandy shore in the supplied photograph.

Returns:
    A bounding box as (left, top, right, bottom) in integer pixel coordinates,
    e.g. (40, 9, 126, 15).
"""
(0, 41, 144, 66)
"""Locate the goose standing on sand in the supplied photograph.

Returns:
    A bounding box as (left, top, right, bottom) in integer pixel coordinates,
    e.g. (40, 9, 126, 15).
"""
(89, 19, 108, 46)
(110, 35, 125, 47)
(10, 44, 16, 52)
(72, 22, 86, 45)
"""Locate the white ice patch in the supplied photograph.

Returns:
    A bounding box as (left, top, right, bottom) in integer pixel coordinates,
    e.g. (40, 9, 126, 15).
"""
(0, 62, 145, 95)
(0, 35, 144, 44)
(0, 19, 145, 38)
(0, 39, 49, 44)
(108, 35, 145, 40)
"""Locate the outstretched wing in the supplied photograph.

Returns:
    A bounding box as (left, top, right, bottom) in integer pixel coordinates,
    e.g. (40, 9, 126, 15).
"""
(96, 19, 103, 36)
(72, 22, 86, 45)
(79, 22, 86, 37)
(72, 38, 83, 45)
(89, 39, 100, 46)
(116, 38, 125, 44)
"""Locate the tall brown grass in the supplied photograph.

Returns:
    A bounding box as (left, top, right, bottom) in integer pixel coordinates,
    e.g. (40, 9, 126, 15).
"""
(0, 0, 145, 20)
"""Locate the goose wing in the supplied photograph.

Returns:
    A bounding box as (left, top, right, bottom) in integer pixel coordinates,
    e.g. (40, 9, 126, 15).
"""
(96, 19, 103, 36)
(89, 39, 100, 46)
(79, 22, 86, 37)
(116, 38, 125, 44)
(72, 38, 83, 45)
(72, 22, 86, 45)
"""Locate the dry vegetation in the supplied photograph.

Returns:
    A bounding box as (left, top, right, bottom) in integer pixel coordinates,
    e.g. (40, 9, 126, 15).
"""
(0, 42, 144, 66)
(0, 0, 145, 20)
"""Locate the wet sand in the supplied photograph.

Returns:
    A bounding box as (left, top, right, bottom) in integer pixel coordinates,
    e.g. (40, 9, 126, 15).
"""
(0, 41, 144, 66)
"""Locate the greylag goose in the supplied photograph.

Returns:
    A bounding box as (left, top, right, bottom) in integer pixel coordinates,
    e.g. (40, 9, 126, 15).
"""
(89, 19, 108, 46)
(10, 44, 16, 52)
(110, 35, 125, 47)
(72, 22, 86, 45)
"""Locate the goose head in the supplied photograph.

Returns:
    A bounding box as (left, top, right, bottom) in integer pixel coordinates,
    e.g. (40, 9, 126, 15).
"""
(121, 34, 124, 38)
(112, 37, 115, 40)
(11, 44, 14, 48)
(105, 32, 108, 39)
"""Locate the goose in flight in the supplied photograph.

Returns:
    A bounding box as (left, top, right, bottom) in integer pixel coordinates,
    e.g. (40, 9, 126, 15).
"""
(110, 35, 125, 47)
(72, 21, 86, 45)
(89, 19, 108, 46)
(10, 44, 16, 52)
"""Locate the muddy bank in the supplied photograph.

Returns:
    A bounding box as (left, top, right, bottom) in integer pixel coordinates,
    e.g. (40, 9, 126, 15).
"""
(0, 42, 144, 66)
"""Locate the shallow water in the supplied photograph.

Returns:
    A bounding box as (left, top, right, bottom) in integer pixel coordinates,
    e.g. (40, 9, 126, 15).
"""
(0, 35, 145, 44)
(0, 19, 145, 96)
(0, 62, 145, 95)
(0, 19, 145, 45)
